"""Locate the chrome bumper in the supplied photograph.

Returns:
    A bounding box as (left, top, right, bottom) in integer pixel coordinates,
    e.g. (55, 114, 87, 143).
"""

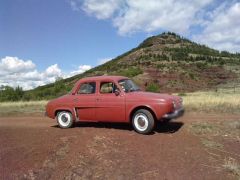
(162, 107, 185, 119)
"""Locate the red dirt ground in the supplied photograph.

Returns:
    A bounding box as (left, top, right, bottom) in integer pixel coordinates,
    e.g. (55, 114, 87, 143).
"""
(0, 113, 239, 180)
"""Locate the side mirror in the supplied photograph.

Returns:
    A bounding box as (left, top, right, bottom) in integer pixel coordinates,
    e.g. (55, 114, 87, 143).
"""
(114, 89, 120, 96)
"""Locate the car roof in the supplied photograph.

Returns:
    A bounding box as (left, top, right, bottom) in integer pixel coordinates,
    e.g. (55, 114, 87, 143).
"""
(79, 75, 129, 82)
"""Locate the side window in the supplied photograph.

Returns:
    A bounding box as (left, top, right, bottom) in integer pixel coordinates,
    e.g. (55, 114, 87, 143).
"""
(100, 82, 116, 94)
(78, 82, 96, 94)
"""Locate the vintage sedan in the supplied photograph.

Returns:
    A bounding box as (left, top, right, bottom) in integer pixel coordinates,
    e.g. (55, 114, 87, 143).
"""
(45, 76, 184, 134)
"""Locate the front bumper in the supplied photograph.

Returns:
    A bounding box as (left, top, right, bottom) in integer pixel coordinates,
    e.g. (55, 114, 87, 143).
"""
(162, 107, 185, 119)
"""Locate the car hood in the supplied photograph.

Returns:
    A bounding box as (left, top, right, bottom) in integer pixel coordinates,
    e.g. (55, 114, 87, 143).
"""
(126, 91, 180, 102)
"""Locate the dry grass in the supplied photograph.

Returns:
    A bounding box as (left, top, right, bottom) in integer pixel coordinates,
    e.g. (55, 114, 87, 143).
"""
(223, 157, 240, 178)
(182, 89, 240, 113)
(201, 139, 224, 149)
(0, 101, 48, 116)
(189, 122, 220, 136)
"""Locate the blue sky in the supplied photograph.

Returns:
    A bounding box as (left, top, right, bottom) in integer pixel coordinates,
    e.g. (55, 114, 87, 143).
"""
(0, 0, 146, 70)
(0, 0, 239, 89)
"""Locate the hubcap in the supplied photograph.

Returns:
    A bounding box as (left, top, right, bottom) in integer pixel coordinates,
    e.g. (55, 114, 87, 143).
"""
(134, 113, 149, 131)
(58, 112, 71, 127)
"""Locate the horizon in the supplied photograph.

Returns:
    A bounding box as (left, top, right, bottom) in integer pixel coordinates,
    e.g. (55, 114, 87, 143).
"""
(1, 0, 240, 90)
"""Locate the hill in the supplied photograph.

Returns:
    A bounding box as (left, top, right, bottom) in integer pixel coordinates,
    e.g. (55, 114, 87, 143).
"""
(12, 32, 240, 100)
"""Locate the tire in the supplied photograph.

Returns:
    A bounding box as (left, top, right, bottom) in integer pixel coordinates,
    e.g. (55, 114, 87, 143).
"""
(56, 111, 74, 129)
(132, 109, 155, 134)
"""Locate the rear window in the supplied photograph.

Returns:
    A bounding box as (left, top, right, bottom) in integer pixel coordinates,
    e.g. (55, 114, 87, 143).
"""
(78, 82, 96, 94)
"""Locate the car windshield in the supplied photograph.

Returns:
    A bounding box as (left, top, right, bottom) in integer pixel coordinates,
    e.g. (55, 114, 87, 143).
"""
(118, 79, 141, 93)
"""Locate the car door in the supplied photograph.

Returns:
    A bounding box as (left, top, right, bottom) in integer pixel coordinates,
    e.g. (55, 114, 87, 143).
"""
(95, 81, 126, 122)
(73, 81, 96, 121)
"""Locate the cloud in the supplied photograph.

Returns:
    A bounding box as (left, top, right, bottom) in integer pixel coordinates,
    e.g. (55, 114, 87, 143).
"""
(82, 0, 123, 19)
(80, 0, 213, 35)
(75, 0, 240, 52)
(193, 2, 240, 52)
(45, 64, 62, 77)
(97, 57, 112, 65)
(69, 65, 92, 76)
(0, 56, 35, 76)
(0, 56, 92, 90)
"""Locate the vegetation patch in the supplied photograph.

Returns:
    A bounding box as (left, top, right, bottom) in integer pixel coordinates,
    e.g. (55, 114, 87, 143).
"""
(201, 139, 224, 149)
(189, 122, 220, 136)
(0, 101, 47, 116)
(183, 89, 240, 113)
(223, 157, 240, 178)
(146, 83, 160, 93)
(116, 67, 143, 77)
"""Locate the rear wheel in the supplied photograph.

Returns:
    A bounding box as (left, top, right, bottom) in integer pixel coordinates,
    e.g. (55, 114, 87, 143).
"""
(57, 111, 74, 128)
(132, 109, 155, 134)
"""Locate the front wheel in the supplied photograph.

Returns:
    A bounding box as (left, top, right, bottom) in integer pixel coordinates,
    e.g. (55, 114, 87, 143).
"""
(132, 109, 155, 134)
(57, 111, 74, 129)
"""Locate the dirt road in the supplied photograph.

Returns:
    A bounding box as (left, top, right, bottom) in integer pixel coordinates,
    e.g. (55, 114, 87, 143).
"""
(0, 113, 239, 180)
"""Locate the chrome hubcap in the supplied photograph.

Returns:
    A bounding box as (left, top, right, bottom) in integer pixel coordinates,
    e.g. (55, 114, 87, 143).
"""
(134, 113, 149, 131)
(58, 112, 71, 127)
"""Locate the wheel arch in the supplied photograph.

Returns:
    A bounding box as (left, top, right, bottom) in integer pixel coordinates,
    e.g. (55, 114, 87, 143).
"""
(54, 108, 76, 120)
(129, 105, 157, 123)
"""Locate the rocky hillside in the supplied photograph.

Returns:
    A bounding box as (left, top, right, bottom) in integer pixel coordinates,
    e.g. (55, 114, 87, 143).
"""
(27, 32, 240, 100)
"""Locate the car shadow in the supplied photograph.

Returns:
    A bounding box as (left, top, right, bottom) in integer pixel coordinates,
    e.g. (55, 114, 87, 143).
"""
(155, 121, 184, 134)
(51, 121, 184, 134)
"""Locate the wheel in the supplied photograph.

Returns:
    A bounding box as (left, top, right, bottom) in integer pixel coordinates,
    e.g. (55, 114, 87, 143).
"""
(132, 109, 155, 134)
(56, 111, 74, 128)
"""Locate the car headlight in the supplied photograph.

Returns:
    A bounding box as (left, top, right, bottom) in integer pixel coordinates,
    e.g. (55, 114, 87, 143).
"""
(172, 101, 176, 109)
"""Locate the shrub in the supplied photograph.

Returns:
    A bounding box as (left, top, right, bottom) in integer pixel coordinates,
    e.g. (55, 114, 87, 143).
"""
(117, 67, 143, 77)
(146, 83, 160, 92)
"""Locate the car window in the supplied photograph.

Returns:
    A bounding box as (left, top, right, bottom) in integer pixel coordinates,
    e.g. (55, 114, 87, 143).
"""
(118, 79, 140, 92)
(78, 82, 96, 94)
(100, 82, 117, 94)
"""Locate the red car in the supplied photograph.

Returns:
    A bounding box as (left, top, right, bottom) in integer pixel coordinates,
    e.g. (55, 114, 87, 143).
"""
(45, 76, 184, 134)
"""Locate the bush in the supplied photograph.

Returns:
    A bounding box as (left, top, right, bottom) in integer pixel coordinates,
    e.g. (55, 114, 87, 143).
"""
(146, 83, 160, 93)
(178, 92, 187, 96)
(117, 67, 143, 77)
(0, 86, 24, 102)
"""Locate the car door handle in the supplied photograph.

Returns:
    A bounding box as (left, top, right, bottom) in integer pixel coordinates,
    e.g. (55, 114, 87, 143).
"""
(96, 98, 101, 101)
(73, 98, 79, 102)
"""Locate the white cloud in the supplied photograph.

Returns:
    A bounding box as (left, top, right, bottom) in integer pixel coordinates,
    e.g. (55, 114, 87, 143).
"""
(80, 0, 213, 35)
(45, 64, 62, 77)
(77, 0, 240, 52)
(82, 0, 123, 19)
(97, 57, 112, 65)
(193, 2, 240, 52)
(69, 65, 92, 76)
(0, 56, 92, 90)
(0, 56, 35, 75)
